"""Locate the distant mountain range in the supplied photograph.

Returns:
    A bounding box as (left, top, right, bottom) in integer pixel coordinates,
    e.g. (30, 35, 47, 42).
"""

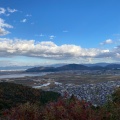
(83, 63, 110, 67)
(26, 63, 120, 72)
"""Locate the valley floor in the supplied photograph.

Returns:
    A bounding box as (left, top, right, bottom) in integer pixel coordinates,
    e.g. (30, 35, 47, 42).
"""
(0, 70, 120, 105)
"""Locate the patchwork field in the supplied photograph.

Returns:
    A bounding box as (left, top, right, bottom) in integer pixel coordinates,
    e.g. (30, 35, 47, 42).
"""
(0, 70, 120, 90)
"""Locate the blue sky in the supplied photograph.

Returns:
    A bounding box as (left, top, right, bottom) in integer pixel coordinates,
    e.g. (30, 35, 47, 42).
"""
(0, 0, 120, 66)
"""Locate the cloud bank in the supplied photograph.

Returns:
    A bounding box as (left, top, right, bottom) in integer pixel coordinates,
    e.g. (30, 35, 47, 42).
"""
(0, 38, 114, 60)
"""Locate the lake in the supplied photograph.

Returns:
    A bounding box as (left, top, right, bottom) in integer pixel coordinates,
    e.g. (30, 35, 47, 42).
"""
(0, 72, 48, 79)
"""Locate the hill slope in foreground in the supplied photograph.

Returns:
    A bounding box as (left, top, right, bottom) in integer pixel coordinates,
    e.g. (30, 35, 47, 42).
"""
(0, 82, 60, 111)
(0, 82, 120, 120)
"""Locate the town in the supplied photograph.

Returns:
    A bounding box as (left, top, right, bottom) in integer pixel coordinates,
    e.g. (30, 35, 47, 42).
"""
(0, 69, 120, 106)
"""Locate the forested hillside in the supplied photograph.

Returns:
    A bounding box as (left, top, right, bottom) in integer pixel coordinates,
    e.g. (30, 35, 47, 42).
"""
(0, 82, 120, 120)
(0, 82, 60, 112)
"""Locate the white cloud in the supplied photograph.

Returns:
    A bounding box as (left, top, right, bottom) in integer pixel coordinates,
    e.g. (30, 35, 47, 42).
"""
(0, 18, 13, 36)
(0, 7, 6, 15)
(105, 39, 113, 44)
(21, 19, 27, 23)
(0, 18, 13, 28)
(26, 14, 32, 17)
(0, 7, 17, 16)
(0, 38, 110, 60)
(1, 37, 120, 62)
(0, 28, 10, 36)
(49, 35, 55, 39)
(100, 39, 113, 45)
(7, 7, 17, 13)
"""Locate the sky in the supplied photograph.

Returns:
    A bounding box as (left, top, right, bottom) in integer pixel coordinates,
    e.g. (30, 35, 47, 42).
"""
(0, 0, 120, 66)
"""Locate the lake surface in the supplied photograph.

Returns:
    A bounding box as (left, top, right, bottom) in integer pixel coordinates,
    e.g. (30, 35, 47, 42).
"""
(0, 72, 48, 79)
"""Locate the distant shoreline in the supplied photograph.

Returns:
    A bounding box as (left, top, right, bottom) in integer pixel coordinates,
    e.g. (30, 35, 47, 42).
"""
(0, 71, 49, 79)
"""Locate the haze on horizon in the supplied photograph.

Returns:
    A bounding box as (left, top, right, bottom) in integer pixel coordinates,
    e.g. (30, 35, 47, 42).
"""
(0, 0, 120, 67)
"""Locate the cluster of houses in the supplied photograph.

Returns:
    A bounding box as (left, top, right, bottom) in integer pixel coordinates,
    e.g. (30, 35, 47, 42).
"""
(52, 80, 120, 106)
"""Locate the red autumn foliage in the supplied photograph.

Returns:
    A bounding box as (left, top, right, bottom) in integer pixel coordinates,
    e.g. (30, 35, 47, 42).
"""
(2, 97, 115, 120)
(1, 84, 120, 120)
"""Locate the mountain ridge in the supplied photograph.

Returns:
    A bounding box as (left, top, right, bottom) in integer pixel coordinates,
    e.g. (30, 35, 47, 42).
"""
(26, 63, 120, 72)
